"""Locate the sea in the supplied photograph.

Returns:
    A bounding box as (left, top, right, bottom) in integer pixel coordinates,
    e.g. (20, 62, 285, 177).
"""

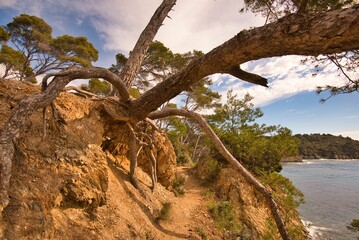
(281, 159, 359, 240)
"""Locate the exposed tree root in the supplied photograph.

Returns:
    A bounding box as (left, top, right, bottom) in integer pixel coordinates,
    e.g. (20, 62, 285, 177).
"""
(1, 2, 359, 239)
(126, 120, 159, 195)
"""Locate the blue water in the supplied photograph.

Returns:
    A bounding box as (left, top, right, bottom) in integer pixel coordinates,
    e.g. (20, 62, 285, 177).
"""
(281, 159, 359, 240)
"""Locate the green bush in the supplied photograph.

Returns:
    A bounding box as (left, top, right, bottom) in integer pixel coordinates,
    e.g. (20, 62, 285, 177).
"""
(347, 219, 359, 232)
(261, 173, 306, 240)
(155, 202, 171, 222)
(208, 201, 241, 233)
(195, 227, 207, 239)
(263, 218, 278, 240)
(172, 173, 188, 196)
(199, 158, 222, 185)
(262, 172, 305, 208)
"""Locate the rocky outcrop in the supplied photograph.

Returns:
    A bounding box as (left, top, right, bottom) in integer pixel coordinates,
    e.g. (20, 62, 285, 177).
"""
(196, 158, 307, 239)
(102, 121, 176, 188)
(0, 79, 177, 239)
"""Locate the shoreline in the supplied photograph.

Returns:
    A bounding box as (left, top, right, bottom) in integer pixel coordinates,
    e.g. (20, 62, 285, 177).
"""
(282, 158, 359, 163)
(283, 160, 359, 240)
(302, 219, 331, 240)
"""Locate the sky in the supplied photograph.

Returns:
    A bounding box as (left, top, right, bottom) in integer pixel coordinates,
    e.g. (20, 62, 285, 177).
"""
(1, 0, 359, 140)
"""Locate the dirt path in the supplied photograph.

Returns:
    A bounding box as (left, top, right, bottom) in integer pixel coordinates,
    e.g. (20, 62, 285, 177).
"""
(95, 160, 222, 240)
(160, 167, 221, 239)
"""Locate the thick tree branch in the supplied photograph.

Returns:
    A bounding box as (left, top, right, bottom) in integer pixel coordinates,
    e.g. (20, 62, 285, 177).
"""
(118, 0, 177, 87)
(149, 108, 291, 240)
(42, 67, 130, 102)
(227, 66, 268, 87)
(130, 5, 359, 119)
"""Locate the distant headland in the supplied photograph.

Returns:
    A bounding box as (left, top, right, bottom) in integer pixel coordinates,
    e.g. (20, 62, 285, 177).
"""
(291, 133, 359, 160)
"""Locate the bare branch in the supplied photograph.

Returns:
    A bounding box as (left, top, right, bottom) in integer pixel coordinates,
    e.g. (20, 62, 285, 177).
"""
(149, 108, 291, 240)
(227, 66, 268, 87)
(118, 0, 177, 87)
(327, 55, 355, 83)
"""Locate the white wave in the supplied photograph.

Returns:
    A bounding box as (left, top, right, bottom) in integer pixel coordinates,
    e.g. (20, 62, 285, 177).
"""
(302, 160, 316, 164)
(301, 220, 331, 239)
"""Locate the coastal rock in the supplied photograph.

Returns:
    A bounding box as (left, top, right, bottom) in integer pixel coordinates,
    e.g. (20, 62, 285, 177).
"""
(0, 79, 177, 239)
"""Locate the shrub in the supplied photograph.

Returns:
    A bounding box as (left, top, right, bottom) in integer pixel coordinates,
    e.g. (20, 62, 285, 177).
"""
(208, 201, 241, 233)
(198, 158, 222, 185)
(261, 172, 304, 208)
(347, 219, 359, 232)
(172, 173, 188, 196)
(195, 227, 207, 239)
(155, 202, 172, 222)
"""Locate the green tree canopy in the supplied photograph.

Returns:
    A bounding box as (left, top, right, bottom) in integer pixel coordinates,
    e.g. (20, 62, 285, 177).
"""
(0, 26, 10, 42)
(51, 35, 98, 67)
(183, 77, 221, 111)
(210, 91, 263, 131)
(347, 218, 359, 232)
(2, 14, 98, 81)
(208, 91, 299, 174)
(6, 13, 52, 48)
(0, 45, 35, 81)
(109, 53, 128, 75)
(242, 0, 355, 22)
(80, 78, 111, 97)
(110, 40, 205, 91)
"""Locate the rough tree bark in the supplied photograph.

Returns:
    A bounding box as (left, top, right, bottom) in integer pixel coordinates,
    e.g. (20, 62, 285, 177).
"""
(149, 108, 291, 240)
(129, 4, 359, 119)
(1, 2, 359, 240)
(118, 0, 177, 87)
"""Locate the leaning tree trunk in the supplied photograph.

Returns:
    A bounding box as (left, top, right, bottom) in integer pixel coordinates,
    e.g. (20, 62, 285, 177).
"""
(2, 2, 359, 240)
(149, 108, 291, 240)
(118, 0, 177, 87)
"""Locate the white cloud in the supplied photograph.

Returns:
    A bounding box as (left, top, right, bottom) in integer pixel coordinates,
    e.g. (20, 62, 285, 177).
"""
(344, 115, 359, 119)
(2, 1, 355, 109)
(155, 0, 264, 53)
(216, 55, 354, 107)
(4, 0, 45, 16)
(0, 0, 17, 8)
(4, 0, 264, 54)
(75, 18, 84, 26)
(61, 0, 265, 54)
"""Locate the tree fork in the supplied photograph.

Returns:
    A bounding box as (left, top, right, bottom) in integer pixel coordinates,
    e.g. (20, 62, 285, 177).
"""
(118, 0, 177, 87)
(149, 108, 291, 240)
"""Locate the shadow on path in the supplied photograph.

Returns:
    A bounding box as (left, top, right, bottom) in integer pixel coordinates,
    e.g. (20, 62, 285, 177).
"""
(107, 159, 188, 239)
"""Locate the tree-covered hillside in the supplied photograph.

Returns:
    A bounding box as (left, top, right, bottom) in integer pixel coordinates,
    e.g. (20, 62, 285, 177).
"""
(295, 134, 359, 159)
